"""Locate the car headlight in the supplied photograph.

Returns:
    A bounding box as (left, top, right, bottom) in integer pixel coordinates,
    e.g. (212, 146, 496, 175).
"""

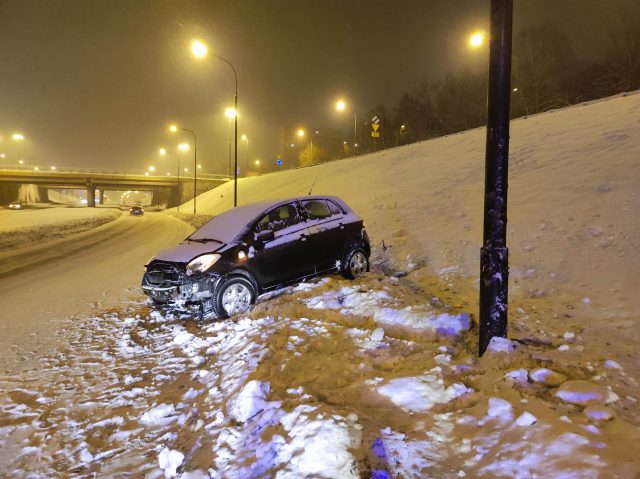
(186, 254, 221, 276)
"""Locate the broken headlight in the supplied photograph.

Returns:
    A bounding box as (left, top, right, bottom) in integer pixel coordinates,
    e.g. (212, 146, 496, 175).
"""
(186, 254, 221, 276)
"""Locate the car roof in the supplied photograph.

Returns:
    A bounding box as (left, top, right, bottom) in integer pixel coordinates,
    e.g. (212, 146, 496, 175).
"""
(188, 196, 352, 244)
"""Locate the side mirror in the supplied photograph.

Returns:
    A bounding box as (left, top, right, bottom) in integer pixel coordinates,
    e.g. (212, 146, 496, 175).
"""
(255, 229, 274, 244)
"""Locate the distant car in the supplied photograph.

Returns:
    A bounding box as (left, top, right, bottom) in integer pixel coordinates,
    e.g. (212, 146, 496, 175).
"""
(129, 206, 144, 216)
(142, 196, 370, 318)
(8, 201, 25, 210)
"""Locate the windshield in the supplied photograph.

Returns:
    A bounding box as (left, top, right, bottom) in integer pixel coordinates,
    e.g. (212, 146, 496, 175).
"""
(186, 202, 274, 244)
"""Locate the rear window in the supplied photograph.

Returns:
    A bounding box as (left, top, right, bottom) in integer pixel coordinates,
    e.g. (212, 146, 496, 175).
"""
(327, 200, 343, 215)
(302, 200, 331, 220)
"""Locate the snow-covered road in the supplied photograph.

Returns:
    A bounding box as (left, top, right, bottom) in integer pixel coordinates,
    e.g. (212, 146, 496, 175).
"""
(0, 211, 193, 373)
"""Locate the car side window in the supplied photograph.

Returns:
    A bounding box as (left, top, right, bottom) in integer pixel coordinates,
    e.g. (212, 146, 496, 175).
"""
(256, 204, 300, 233)
(302, 200, 331, 220)
(327, 200, 343, 216)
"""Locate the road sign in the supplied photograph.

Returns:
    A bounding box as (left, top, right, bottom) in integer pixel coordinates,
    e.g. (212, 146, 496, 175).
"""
(372, 124, 380, 132)
(276, 159, 283, 166)
(371, 131, 380, 138)
(372, 115, 380, 125)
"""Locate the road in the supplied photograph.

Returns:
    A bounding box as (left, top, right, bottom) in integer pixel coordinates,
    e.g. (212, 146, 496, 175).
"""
(0, 211, 193, 373)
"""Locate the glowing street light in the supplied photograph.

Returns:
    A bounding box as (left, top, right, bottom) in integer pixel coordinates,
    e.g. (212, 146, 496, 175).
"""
(148, 165, 156, 172)
(254, 159, 261, 174)
(160, 147, 183, 212)
(168, 123, 197, 213)
(469, 31, 486, 49)
(335, 99, 358, 157)
(191, 39, 239, 205)
(297, 129, 305, 138)
(178, 143, 189, 151)
(51, 166, 56, 171)
(12, 133, 24, 141)
(191, 39, 208, 59)
(225, 107, 237, 119)
(18, 159, 23, 164)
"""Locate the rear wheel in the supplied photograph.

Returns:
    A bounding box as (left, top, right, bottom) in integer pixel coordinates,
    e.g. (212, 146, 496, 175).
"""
(212, 276, 257, 319)
(341, 247, 369, 279)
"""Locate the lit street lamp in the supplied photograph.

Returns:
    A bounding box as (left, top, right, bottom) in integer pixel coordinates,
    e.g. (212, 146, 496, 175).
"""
(160, 147, 183, 212)
(254, 159, 261, 174)
(241, 134, 249, 177)
(335, 100, 358, 157)
(225, 107, 236, 177)
(469, 30, 487, 49)
(297, 128, 314, 163)
(191, 39, 239, 207)
(168, 124, 197, 214)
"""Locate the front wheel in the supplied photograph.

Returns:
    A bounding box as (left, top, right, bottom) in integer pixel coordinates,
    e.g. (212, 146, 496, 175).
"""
(212, 276, 257, 319)
(341, 247, 370, 280)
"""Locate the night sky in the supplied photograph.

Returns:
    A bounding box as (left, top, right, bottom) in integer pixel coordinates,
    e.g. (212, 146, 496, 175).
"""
(0, 0, 635, 174)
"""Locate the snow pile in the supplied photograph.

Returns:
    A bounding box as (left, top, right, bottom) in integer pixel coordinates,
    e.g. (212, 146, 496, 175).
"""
(376, 371, 473, 413)
(303, 285, 471, 337)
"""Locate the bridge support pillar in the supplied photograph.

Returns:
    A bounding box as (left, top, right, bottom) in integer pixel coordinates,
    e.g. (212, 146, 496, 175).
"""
(99, 189, 105, 205)
(86, 179, 96, 207)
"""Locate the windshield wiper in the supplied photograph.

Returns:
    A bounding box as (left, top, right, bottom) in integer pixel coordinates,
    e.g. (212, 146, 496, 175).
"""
(187, 237, 223, 244)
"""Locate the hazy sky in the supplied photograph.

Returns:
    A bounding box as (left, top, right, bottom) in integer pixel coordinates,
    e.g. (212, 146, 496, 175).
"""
(0, 0, 635, 175)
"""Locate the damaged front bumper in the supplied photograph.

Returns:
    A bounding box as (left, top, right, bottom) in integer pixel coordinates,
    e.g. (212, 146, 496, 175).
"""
(142, 262, 220, 303)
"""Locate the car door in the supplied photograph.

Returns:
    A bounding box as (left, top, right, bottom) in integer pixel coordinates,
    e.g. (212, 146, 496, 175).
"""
(249, 203, 314, 288)
(301, 199, 346, 272)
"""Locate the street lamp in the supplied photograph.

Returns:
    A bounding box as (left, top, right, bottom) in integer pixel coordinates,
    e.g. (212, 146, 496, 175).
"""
(160, 147, 182, 212)
(168, 123, 197, 214)
(335, 100, 358, 157)
(469, 30, 487, 48)
(191, 39, 239, 207)
(254, 159, 261, 174)
(241, 134, 249, 176)
(297, 128, 314, 163)
(225, 107, 236, 177)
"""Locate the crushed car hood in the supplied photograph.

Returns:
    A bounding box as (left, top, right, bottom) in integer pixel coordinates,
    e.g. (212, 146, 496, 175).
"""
(151, 240, 225, 263)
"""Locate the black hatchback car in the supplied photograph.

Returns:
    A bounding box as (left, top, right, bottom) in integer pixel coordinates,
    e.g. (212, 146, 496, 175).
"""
(142, 196, 370, 318)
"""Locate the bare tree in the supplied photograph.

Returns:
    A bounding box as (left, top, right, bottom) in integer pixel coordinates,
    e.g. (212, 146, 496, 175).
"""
(512, 25, 576, 115)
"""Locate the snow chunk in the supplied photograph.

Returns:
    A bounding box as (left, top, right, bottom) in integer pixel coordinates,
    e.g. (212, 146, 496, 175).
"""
(554, 380, 616, 405)
(486, 337, 517, 354)
(515, 412, 537, 426)
(158, 447, 184, 478)
(227, 380, 270, 423)
(140, 403, 175, 425)
(529, 368, 566, 387)
(487, 397, 513, 420)
(276, 406, 360, 478)
(603, 360, 623, 371)
(377, 374, 473, 413)
(584, 405, 615, 421)
(375, 309, 470, 336)
(504, 369, 529, 386)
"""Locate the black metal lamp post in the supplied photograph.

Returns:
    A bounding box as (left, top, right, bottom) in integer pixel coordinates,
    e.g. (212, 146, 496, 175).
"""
(214, 55, 238, 207)
(479, 0, 514, 356)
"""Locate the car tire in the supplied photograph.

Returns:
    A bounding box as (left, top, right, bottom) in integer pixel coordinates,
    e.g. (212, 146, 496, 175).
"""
(341, 246, 369, 280)
(212, 276, 257, 319)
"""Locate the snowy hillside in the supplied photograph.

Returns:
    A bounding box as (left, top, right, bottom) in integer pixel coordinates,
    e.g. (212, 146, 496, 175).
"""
(187, 92, 640, 320)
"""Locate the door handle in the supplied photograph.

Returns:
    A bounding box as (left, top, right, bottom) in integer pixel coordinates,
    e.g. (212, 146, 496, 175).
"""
(300, 233, 309, 242)
(339, 222, 345, 230)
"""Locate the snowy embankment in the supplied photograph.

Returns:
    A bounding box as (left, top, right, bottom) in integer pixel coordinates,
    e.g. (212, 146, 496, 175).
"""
(0, 207, 121, 250)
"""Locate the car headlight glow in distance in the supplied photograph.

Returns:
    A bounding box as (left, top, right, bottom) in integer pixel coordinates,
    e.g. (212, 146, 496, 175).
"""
(186, 254, 221, 276)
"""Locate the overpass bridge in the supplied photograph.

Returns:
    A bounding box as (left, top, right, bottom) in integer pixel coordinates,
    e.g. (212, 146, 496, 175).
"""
(0, 166, 230, 207)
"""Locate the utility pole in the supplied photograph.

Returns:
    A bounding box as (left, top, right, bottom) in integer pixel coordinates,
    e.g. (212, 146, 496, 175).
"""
(479, 0, 514, 356)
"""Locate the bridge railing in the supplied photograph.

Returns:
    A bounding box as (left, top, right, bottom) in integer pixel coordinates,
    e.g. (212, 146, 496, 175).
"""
(0, 164, 231, 181)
